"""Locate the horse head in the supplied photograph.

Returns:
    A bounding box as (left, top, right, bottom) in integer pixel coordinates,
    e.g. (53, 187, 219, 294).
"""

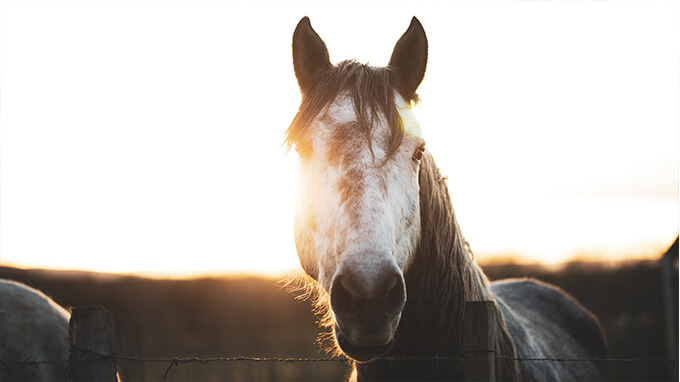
(286, 16, 428, 362)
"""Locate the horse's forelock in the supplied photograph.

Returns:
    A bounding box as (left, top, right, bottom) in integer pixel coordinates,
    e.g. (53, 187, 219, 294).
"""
(285, 60, 415, 162)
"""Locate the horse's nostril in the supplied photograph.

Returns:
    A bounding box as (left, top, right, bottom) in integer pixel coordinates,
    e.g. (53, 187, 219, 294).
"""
(386, 275, 406, 314)
(330, 274, 354, 314)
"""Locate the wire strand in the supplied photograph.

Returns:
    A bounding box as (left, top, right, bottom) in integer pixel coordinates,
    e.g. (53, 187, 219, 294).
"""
(3, 353, 677, 366)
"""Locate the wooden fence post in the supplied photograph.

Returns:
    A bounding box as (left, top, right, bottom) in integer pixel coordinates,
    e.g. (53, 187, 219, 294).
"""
(464, 301, 496, 382)
(69, 307, 117, 382)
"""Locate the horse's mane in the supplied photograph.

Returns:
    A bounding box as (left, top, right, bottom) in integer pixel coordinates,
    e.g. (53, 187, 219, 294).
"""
(284, 60, 417, 162)
(393, 152, 520, 380)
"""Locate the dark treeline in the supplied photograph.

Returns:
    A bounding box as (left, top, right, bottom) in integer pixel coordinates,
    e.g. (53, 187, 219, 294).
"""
(0, 254, 676, 381)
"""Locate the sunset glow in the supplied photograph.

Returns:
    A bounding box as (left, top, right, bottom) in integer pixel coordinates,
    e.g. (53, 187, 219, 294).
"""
(0, 1, 677, 277)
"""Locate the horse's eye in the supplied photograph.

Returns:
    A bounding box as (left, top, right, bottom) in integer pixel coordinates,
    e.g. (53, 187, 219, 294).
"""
(412, 144, 425, 162)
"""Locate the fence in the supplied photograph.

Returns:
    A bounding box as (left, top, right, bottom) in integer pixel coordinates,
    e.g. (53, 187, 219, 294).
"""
(3, 303, 678, 381)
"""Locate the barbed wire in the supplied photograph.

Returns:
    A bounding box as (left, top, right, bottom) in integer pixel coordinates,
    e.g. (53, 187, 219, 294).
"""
(2, 350, 677, 380)
(4, 353, 679, 365)
(3, 351, 677, 366)
(0, 346, 678, 379)
(495, 355, 678, 363)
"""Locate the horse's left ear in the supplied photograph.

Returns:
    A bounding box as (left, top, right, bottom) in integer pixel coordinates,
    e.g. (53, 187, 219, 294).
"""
(388, 17, 428, 100)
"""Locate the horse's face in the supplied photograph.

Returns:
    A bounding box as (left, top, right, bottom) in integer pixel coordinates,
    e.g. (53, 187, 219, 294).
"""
(288, 17, 428, 362)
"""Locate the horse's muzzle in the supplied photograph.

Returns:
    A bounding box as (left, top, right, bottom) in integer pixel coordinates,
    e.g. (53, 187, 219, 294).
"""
(329, 256, 406, 362)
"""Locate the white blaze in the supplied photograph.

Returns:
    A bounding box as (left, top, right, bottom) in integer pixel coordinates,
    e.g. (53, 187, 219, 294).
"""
(294, 94, 425, 291)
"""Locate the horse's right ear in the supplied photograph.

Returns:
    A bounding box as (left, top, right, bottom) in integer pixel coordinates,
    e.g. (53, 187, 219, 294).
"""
(292, 17, 331, 92)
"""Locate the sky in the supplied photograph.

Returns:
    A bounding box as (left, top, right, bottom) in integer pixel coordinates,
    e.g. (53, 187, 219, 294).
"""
(0, 0, 678, 277)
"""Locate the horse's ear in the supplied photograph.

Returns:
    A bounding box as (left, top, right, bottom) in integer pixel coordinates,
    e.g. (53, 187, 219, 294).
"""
(292, 17, 332, 92)
(388, 17, 428, 100)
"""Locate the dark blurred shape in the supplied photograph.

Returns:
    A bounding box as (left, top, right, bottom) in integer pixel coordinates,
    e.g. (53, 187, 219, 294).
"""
(482, 241, 679, 382)
(661, 237, 678, 381)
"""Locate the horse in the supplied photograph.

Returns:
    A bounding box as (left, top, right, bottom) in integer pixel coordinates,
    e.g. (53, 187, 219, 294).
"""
(0, 279, 70, 381)
(285, 16, 608, 381)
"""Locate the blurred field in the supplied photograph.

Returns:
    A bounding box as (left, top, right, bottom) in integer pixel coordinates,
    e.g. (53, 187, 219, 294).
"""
(0, 247, 676, 381)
